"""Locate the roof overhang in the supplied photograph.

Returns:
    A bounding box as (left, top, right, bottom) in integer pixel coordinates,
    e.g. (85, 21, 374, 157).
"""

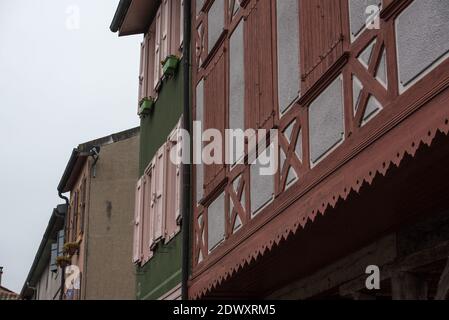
(57, 149, 89, 194)
(110, 0, 160, 36)
(20, 205, 67, 299)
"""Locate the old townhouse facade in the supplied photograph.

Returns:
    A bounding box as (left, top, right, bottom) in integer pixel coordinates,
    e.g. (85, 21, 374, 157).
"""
(57, 128, 139, 300)
(110, 0, 186, 300)
(21, 205, 67, 300)
(189, 0, 449, 300)
(106, 0, 449, 300)
(1, 268, 20, 300)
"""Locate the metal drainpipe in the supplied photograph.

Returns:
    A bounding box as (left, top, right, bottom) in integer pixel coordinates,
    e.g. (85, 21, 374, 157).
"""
(89, 146, 100, 178)
(181, 0, 192, 301)
(58, 192, 69, 300)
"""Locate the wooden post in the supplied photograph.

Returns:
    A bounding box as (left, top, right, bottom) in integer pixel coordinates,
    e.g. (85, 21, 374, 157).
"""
(435, 258, 449, 300)
(391, 272, 428, 300)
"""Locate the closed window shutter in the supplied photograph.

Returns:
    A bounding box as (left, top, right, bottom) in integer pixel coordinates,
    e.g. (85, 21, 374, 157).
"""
(162, 0, 170, 60)
(133, 178, 143, 263)
(72, 191, 78, 242)
(164, 122, 182, 240)
(142, 37, 148, 98)
(57, 229, 65, 257)
(180, 0, 184, 48)
(146, 25, 156, 98)
(65, 206, 71, 243)
(50, 243, 58, 273)
(203, 52, 226, 195)
(153, 146, 166, 243)
(169, 0, 182, 55)
(139, 41, 146, 103)
(154, 7, 162, 89)
(301, 0, 344, 92)
(175, 124, 182, 225)
(142, 171, 154, 263)
(80, 178, 86, 233)
(148, 162, 156, 252)
(245, 0, 275, 130)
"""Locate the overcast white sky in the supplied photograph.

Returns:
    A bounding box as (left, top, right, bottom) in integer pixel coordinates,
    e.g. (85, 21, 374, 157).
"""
(0, 0, 141, 293)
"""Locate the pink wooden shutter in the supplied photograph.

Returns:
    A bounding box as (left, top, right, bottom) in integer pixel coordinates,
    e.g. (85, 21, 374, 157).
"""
(154, 7, 162, 89)
(138, 42, 144, 103)
(146, 22, 156, 98)
(143, 164, 155, 263)
(175, 121, 182, 227)
(179, 0, 184, 49)
(148, 162, 156, 254)
(153, 145, 166, 243)
(138, 40, 148, 103)
(161, 0, 170, 61)
(133, 178, 143, 263)
(164, 122, 182, 241)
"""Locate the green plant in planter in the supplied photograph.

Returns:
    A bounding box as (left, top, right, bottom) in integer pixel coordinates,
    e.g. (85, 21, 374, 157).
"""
(63, 242, 80, 256)
(56, 255, 72, 268)
(138, 97, 155, 117)
(162, 55, 180, 77)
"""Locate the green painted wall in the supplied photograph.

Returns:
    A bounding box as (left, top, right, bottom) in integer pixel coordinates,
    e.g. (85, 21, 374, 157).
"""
(139, 64, 184, 176)
(136, 234, 182, 300)
(137, 61, 184, 300)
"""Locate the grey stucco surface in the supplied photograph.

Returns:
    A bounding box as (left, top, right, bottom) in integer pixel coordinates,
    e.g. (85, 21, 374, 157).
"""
(376, 49, 387, 87)
(349, 0, 382, 38)
(250, 159, 274, 216)
(358, 39, 376, 68)
(208, 192, 225, 251)
(35, 262, 61, 300)
(363, 95, 382, 124)
(84, 134, 139, 300)
(208, 0, 224, 53)
(277, 0, 300, 113)
(295, 129, 303, 161)
(196, 80, 204, 203)
(229, 21, 245, 131)
(353, 76, 363, 113)
(396, 0, 449, 87)
(196, 0, 204, 15)
(309, 76, 344, 165)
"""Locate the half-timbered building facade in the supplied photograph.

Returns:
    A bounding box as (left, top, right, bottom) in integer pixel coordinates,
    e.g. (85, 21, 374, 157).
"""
(190, 0, 449, 299)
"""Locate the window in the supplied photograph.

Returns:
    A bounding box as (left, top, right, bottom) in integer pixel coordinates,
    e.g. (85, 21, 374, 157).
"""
(153, 145, 166, 244)
(165, 127, 182, 240)
(50, 229, 65, 273)
(250, 144, 276, 217)
(395, 0, 449, 92)
(133, 178, 143, 263)
(180, 0, 184, 47)
(207, 0, 225, 54)
(57, 230, 65, 257)
(277, 0, 300, 114)
(229, 21, 244, 131)
(133, 119, 183, 264)
(207, 192, 226, 252)
(154, 7, 162, 90)
(137, 0, 183, 104)
(348, 0, 382, 41)
(79, 178, 86, 233)
(195, 80, 204, 204)
(308, 75, 345, 166)
(50, 243, 58, 273)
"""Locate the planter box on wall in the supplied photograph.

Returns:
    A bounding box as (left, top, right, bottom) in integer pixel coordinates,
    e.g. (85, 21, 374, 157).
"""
(138, 97, 155, 117)
(162, 55, 180, 77)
